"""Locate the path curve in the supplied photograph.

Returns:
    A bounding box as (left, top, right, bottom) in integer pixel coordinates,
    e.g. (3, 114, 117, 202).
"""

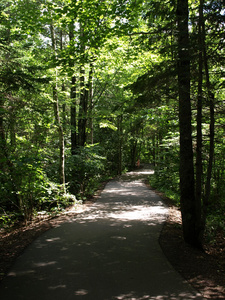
(0, 167, 203, 299)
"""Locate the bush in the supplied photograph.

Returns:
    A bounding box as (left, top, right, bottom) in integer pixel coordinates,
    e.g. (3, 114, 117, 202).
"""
(149, 162, 180, 205)
(40, 181, 82, 211)
(65, 144, 107, 198)
(0, 156, 80, 228)
(204, 202, 225, 244)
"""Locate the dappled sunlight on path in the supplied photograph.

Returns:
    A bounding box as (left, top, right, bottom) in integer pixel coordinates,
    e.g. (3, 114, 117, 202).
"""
(73, 179, 168, 226)
(0, 166, 203, 300)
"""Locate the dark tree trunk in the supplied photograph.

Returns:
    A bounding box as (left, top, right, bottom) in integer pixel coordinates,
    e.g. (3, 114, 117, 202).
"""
(117, 115, 123, 175)
(195, 0, 204, 239)
(78, 70, 88, 147)
(62, 83, 67, 135)
(202, 15, 215, 208)
(69, 22, 78, 154)
(60, 31, 67, 135)
(78, 23, 88, 147)
(0, 97, 20, 207)
(177, 0, 202, 248)
(52, 85, 65, 187)
(71, 75, 77, 154)
(204, 91, 215, 206)
(0, 96, 6, 167)
(197, 3, 215, 225)
(87, 64, 94, 144)
(131, 140, 137, 169)
(50, 23, 65, 188)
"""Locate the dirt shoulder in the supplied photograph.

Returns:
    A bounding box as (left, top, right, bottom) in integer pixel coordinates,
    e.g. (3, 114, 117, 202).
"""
(156, 189, 225, 300)
(0, 183, 224, 299)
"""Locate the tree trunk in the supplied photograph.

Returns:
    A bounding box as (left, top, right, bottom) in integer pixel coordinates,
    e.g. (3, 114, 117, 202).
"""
(201, 3, 215, 214)
(61, 83, 66, 135)
(78, 67, 88, 146)
(71, 75, 77, 154)
(50, 23, 65, 188)
(52, 85, 65, 187)
(117, 115, 123, 175)
(78, 23, 88, 147)
(0, 96, 7, 170)
(69, 22, 78, 154)
(87, 63, 94, 144)
(60, 31, 67, 135)
(195, 0, 204, 238)
(204, 93, 215, 205)
(131, 140, 137, 169)
(177, 0, 202, 248)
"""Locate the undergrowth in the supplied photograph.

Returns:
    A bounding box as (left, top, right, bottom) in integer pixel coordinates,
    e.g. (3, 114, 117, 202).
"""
(148, 169, 225, 244)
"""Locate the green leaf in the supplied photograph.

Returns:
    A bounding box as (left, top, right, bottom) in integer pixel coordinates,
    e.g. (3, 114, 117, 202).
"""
(99, 122, 118, 131)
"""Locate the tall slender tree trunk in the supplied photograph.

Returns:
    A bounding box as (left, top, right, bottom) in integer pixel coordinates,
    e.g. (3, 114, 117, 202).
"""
(131, 140, 137, 169)
(71, 75, 77, 154)
(0, 96, 6, 169)
(177, 0, 202, 248)
(78, 66, 88, 146)
(50, 23, 65, 188)
(195, 0, 204, 238)
(52, 85, 65, 187)
(152, 135, 156, 166)
(60, 30, 67, 135)
(69, 22, 77, 154)
(202, 15, 215, 208)
(117, 115, 123, 175)
(204, 92, 214, 204)
(78, 23, 88, 146)
(61, 83, 67, 134)
(0, 96, 20, 207)
(87, 63, 94, 144)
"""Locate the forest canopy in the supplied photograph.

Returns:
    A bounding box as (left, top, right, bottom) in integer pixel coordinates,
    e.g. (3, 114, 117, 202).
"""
(0, 0, 225, 248)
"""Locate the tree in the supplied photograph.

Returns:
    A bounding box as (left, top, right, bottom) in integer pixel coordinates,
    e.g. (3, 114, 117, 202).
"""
(69, 21, 78, 154)
(201, 1, 215, 210)
(50, 22, 65, 188)
(195, 0, 203, 237)
(177, 0, 202, 248)
(1, 0, 224, 240)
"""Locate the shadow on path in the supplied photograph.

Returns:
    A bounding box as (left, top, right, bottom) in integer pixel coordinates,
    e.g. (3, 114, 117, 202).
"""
(0, 167, 204, 299)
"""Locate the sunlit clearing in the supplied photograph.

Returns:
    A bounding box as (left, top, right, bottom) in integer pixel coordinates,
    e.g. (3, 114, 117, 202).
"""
(80, 205, 167, 222)
(137, 170, 154, 175)
(108, 205, 167, 221)
(127, 169, 155, 176)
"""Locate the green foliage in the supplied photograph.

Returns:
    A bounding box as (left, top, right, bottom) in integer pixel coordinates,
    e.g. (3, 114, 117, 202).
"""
(0, 211, 22, 229)
(205, 203, 225, 244)
(149, 162, 180, 206)
(13, 157, 46, 220)
(66, 145, 107, 199)
(40, 181, 81, 212)
(0, 156, 81, 228)
(95, 125, 121, 174)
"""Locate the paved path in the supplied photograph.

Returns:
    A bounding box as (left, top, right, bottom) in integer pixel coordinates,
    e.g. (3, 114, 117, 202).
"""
(0, 168, 203, 299)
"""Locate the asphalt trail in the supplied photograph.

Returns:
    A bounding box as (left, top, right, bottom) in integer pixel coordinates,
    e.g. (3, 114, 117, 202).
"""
(0, 168, 204, 299)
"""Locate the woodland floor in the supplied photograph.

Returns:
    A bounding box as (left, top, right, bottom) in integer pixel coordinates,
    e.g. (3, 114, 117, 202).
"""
(0, 182, 224, 299)
(156, 191, 225, 299)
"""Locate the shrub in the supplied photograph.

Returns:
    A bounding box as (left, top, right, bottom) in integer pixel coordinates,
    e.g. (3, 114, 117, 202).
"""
(66, 144, 107, 198)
